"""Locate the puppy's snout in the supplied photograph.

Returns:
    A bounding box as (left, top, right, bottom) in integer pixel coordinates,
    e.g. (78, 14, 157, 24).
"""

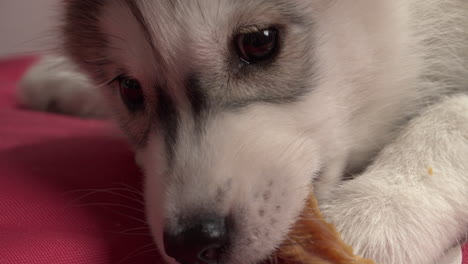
(164, 216, 229, 264)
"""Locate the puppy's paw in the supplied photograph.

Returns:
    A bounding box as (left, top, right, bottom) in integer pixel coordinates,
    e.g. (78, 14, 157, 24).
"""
(18, 55, 108, 118)
(320, 176, 451, 264)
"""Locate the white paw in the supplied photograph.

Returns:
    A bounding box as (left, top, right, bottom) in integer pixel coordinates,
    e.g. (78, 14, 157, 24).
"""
(18, 55, 108, 118)
(320, 176, 453, 264)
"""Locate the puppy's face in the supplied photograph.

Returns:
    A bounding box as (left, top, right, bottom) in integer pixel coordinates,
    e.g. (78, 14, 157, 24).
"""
(64, 1, 407, 263)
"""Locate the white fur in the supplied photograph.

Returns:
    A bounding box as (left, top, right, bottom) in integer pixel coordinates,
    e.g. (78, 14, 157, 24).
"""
(18, 0, 468, 264)
(19, 55, 109, 118)
(320, 95, 468, 264)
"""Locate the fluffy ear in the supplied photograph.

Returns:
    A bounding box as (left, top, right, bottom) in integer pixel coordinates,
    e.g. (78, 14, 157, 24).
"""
(62, 0, 108, 81)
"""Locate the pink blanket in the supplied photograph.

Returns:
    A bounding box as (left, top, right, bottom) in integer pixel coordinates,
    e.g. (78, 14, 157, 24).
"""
(0, 56, 466, 264)
(0, 56, 162, 263)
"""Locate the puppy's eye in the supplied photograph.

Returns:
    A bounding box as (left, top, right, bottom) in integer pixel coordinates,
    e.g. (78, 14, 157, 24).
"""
(119, 77, 145, 111)
(235, 27, 279, 64)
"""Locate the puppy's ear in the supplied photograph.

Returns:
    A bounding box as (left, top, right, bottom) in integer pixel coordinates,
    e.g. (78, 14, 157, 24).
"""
(62, 0, 108, 81)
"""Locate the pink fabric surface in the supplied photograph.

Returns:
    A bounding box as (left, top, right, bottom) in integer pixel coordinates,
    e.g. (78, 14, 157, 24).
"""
(464, 244, 468, 264)
(0, 56, 467, 264)
(0, 56, 162, 264)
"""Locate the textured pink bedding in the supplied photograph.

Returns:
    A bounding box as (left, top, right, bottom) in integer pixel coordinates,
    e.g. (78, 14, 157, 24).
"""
(0, 56, 466, 264)
(0, 56, 162, 263)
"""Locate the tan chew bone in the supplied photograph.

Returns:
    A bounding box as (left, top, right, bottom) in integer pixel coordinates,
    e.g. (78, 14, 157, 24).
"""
(270, 195, 375, 264)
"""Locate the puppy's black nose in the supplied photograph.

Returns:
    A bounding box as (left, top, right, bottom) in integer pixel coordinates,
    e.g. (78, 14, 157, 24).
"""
(164, 216, 229, 264)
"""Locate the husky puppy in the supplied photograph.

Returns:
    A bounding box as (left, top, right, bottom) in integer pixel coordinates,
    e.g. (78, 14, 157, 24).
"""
(19, 1, 468, 264)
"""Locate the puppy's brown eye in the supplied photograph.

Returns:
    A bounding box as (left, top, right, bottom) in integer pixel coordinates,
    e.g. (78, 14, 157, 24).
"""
(119, 77, 144, 111)
(235, 27, 279, 64)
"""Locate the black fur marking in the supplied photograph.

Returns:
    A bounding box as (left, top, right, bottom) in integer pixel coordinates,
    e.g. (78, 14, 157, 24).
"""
(156, 87, 180, 165)
(185, 74, 209, 121)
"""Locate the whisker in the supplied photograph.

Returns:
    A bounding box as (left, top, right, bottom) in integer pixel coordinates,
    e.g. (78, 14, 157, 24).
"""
(120, 226, 151, 233)
(116, 183, 144, 195)
(126, 247, 159, 260)
(69, 202, 145, 213)
(64, 186, 143, 196)
(105, 208, 149, 225)
(113, 232, 153, 237)
(118, 243, 156, 264)
(64, 188, 144, 206)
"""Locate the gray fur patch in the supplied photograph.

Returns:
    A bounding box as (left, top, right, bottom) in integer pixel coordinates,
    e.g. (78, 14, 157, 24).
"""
(156, 87, 180, 165)
(64, 0, 318, 163)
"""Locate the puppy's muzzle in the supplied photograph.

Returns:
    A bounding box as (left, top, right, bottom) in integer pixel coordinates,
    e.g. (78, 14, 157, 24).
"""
(164, 215, 230, 264)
